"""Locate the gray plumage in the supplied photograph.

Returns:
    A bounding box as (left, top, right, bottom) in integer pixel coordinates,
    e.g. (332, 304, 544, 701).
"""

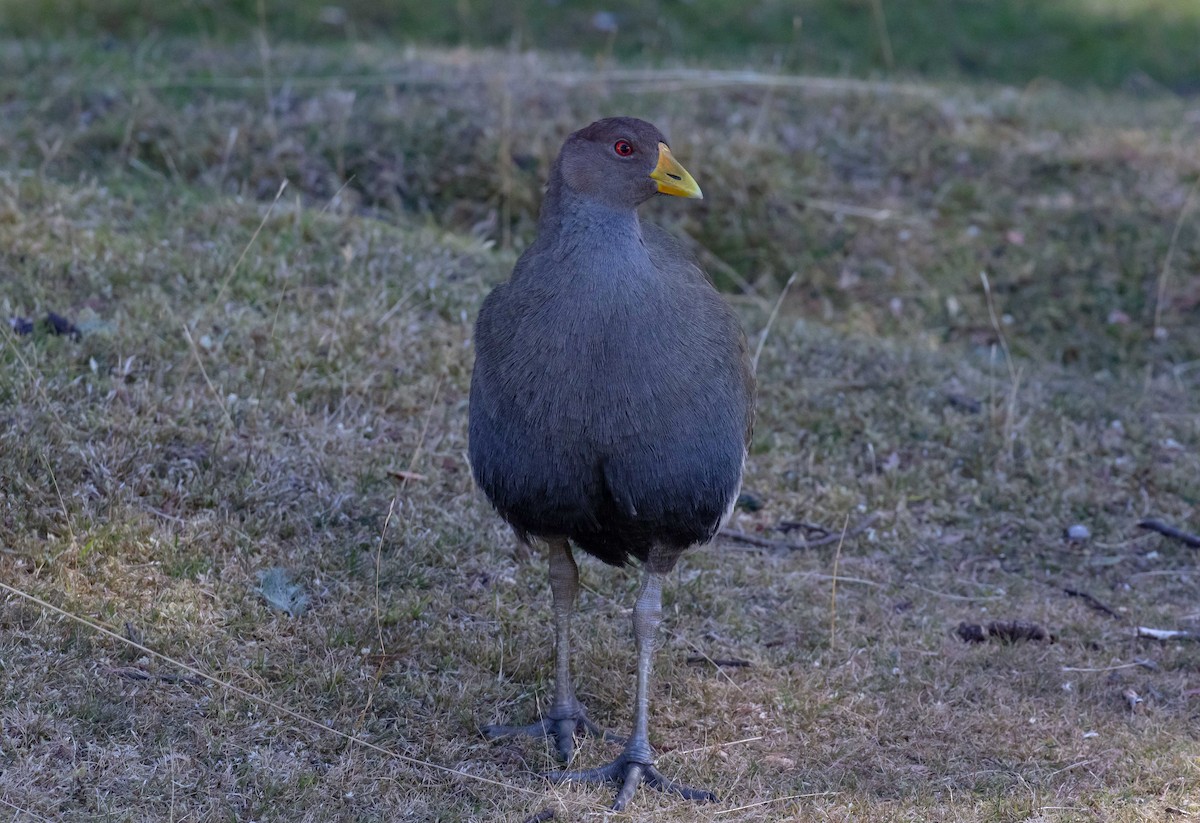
(469, 117, 754, 568)
(467, 116, 754, 811)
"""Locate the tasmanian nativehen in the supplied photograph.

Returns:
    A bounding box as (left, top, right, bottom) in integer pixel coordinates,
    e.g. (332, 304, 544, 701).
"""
(469, 117, 754, 810)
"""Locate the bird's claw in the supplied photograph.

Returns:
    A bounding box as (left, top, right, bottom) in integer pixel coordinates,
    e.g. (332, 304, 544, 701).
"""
(483, 707, 621, 761)
(545, 754, 716, 811)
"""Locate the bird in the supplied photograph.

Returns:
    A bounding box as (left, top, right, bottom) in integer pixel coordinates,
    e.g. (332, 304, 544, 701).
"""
(468, 116, 754, 811)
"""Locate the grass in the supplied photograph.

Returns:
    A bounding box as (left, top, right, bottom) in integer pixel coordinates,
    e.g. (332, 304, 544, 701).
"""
(1, 34, 1200, 823)
(2, 41, 1198, 373)
(3, 0, 1200, 91)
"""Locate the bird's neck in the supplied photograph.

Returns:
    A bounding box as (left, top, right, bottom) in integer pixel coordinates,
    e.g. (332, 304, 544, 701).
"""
(535, 172, 646, 265)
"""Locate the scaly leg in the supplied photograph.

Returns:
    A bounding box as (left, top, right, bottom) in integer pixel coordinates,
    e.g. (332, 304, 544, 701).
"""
(484, 537, 618, 761)
(546, 568, 716, 811)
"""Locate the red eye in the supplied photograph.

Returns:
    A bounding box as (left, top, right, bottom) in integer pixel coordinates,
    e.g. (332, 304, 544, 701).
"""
(613, 140, 634, 157)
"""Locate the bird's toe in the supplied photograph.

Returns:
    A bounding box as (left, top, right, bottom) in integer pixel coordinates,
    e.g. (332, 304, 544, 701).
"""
(546, 753, 716, 810)
(644, 764, 717, 803)
(578, 715, 625, 745)
(483, 707, 617, 762)
(553, 717, 577, 761)
(610, 763, 645, 811)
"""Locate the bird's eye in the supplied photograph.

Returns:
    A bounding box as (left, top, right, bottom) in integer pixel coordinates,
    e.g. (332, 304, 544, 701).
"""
(613, 140, 634, 157)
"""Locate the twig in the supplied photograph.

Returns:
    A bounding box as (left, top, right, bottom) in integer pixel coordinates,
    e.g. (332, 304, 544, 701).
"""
(680, 638, 746, 694)
(752, 271, 797, 374)
(496, 78, 514, 250)
(1137, 519, 1200, 549)
(688, 239, 768, 305)
(180, 321, 236, 429)
(104, 665, 206, 686)
(714, 792, 841, 816)
(829, 514, 850, 645)
(910, 583, 1005, 602)
(1137, 626, 1199, 642)
(1062, 586, 1121, 620)
(1152, 175, 1200, 334)
(797, 572, 884, 589)
(957, 620, 1052, 644)
(980, 270, 1023, 460)
(981, 273, 1013, 378)
(685, 656, 751, 668)
(666, 734, 765, 758)
(41, 452, 75, 545)
(1062, 660, 1156, 673)
(147, 507, 188, 525)
(720, 513, 878, 552)
(1046, 759, 1099, 780)
(316, 174, 357, 216)
(777, 520, 831, 537)
(212, 179, 287, 309)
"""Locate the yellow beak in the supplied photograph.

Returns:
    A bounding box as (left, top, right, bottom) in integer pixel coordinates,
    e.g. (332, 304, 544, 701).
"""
(650, 142, 703, 199)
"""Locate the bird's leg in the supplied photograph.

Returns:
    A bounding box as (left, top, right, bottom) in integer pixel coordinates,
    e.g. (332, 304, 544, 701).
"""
(483, 538, 617, 760)
(544, 537, 617, 754)
(546, 568, 717, 811)
(548, 536, 581, 718)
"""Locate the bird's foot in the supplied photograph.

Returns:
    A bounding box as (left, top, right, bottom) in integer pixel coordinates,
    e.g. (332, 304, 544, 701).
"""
(545, 753, 717, 812)
(483, 704, 621, 761)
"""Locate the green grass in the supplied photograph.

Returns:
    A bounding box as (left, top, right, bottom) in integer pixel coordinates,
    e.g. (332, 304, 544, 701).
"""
(1, 36, 1200, 822)
(3, 0, 1200, 90)
(2, 40, 1197, 373)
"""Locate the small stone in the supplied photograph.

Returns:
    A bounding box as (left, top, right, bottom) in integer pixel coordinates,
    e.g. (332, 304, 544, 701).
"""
(1066, 524, 1090, 541)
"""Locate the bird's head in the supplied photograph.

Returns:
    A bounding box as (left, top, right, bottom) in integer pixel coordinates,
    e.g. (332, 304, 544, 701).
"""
(558, 116, 703, 210)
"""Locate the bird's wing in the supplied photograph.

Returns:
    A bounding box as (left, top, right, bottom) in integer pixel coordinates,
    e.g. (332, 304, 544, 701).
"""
(642, 220, 756, 449)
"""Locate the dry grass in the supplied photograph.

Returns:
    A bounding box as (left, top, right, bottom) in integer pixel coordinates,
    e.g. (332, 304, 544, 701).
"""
(5, 42, 1194, 374)
(2, 42, 1199, 822)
